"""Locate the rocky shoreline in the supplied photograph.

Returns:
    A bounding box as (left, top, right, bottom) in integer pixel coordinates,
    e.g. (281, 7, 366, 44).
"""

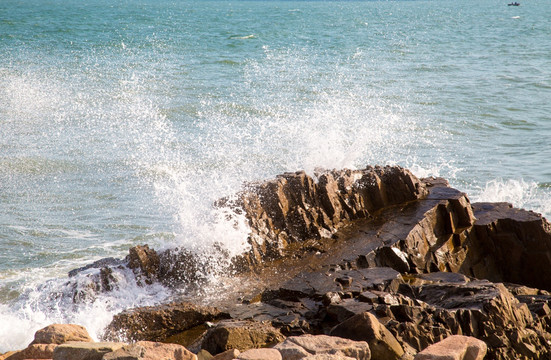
(3, 165, 551, 360)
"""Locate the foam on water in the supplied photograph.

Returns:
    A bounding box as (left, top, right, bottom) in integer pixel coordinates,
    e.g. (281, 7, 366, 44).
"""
(0, 266, 170, 350)
(470, 179, 551, 219)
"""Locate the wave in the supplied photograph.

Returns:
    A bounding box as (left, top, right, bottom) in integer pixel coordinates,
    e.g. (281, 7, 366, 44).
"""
(471, 178, 551, 218)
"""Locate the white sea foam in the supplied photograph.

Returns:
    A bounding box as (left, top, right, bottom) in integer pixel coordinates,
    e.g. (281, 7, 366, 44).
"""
(471, 179, 551, 218)
(0, 266, 170, 351)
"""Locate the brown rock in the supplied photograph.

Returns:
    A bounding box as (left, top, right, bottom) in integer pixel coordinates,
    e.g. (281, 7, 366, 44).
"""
(5, 344, 57, 360)
(31, 324, 93, 345)
(0, 351, 17, 360)
(237, 348, 282, 360)
(127, 245, 160, 284)
(225, 166, 428, 268)
(200, 320, 285, 355)
(302, 356, 355, 360)
(274, 335, 370, 360)
(104, 302, 229, 342)
(101, 341, 197, 360)
(330, 312, 404, 360)
(197, 349, 214, 360)
(212, 349, 240, 360)
(462, 202, 551, 291)
(136, 341, 196, 360)
(414, 335, 487, 360)
(52, 342, 125, 360)
(101, 343, 145, 360)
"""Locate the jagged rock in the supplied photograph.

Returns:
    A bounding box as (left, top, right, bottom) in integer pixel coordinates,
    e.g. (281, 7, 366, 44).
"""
(200, 320, 285, 355)
(102, 341, 197, 360)
(237, 348, 282, 360)
(51, 166, 551, 360)
(224, 166, 428, 268)
(4, 344, 57, 360)
(461, 202, 551, 291)
(326, 299, 374, 324)
(157, 247, 208, 286)
(274, 335, 370, 360)
(127, 245, 160, 285)
(31, 324, 93, 345)
(330, 312, 404, 360)
(387, 276, 551, 359)
(414, 335, 487, 360)
(52, 342, 125, 360)
(104, 302, 230, 342)
(68, 258, 123, 277)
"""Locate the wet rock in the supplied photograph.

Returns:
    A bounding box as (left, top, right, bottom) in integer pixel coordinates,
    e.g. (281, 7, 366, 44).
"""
(330, 312, 404, 360)
(104, 302, 230, 342)
(414, 335, 487, 360)
(274, 334, 370, 360)
(31, 324, 93, 345)
(127, 245, 160, 285)
(200, 320, 285, 355)
(225, 166, 428, 268)
(52, 342, 125, 360)
(68, 258, 123, 278)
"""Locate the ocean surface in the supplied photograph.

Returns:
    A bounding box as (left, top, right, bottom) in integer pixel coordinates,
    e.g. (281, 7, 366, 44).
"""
(1, 0, 550, 351)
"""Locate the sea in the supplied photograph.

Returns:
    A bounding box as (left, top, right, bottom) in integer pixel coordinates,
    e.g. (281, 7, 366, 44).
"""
(0, 0, 550, 351)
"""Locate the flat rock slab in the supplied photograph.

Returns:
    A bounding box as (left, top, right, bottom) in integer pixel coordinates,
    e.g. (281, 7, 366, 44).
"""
(414, 335, 487, 360)
(53, 342, 126, 360)
(105, 301, 230, 342)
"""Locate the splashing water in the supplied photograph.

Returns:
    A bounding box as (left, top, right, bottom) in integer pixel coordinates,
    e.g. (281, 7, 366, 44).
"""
(471, 179, 551, 218)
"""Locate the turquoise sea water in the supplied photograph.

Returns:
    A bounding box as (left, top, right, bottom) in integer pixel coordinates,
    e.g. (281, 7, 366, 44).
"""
(1, 0, 550, 350)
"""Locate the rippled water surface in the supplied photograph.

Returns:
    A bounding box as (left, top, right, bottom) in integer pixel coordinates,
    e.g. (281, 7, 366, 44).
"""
(1, 0, 550, 350)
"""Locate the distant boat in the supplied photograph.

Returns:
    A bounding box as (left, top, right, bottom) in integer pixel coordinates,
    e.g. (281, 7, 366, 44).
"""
(508, 2, 520, 5)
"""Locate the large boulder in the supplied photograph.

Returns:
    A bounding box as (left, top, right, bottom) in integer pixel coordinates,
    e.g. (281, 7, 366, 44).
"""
(31, 324, 94, 345)
(330, 312, 404, 360)
(461, 202, 551, 291)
